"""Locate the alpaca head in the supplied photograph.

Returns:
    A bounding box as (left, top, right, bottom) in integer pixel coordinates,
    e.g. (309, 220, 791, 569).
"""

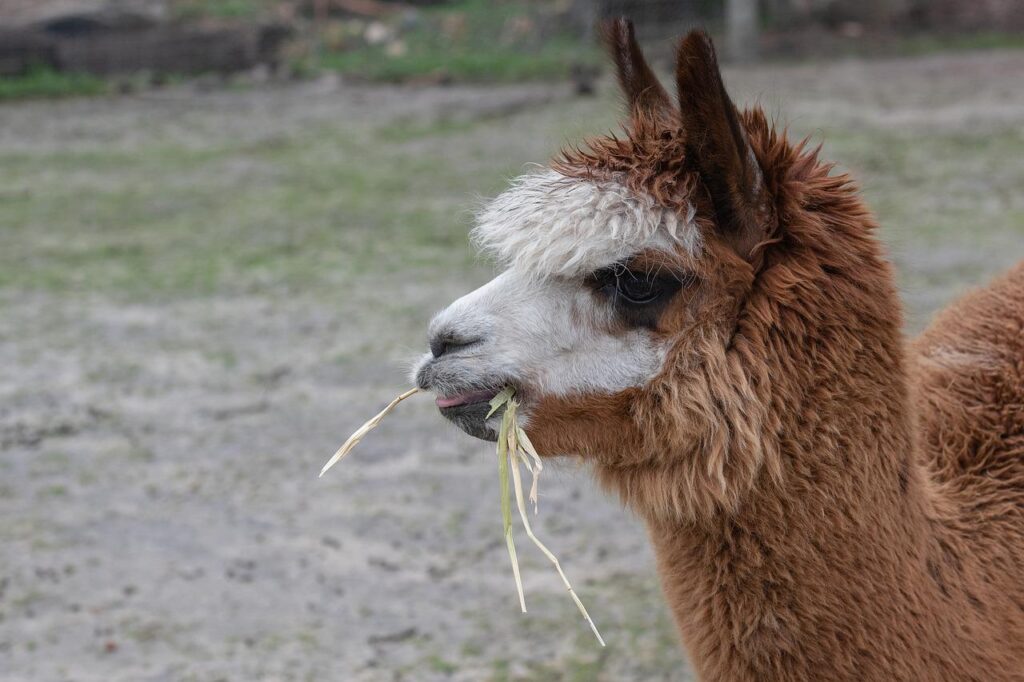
(415, 21, 788, 519)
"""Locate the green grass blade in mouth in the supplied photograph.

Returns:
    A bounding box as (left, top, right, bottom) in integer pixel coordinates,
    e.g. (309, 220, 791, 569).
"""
(487, 386, 516, 418)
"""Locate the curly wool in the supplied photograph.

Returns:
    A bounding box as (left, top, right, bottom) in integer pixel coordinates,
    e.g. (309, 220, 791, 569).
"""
(471, 170, 699, 280)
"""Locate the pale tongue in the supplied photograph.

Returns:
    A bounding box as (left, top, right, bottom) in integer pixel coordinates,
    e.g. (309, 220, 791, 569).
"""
(435, 389, 498, 408)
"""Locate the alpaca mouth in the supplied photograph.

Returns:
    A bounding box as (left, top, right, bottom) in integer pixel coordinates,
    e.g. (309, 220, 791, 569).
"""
(435, 386, 504, 442)
(435, 387, 500, 409)
(412, 352, 512, 442)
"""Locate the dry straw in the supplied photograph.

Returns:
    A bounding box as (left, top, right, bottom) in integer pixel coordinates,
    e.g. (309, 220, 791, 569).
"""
(319, 387, 420, 478)
(319, 386, 605, 646)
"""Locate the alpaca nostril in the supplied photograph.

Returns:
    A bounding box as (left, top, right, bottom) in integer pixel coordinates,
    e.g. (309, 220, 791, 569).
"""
(430, 331, 483, 359)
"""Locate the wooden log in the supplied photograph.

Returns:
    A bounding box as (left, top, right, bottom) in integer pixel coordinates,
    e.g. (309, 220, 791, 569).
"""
(53, 24, 290, 76)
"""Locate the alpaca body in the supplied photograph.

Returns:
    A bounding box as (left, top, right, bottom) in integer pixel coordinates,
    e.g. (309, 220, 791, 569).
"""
(414, 20, 1024, 680)
(647, 259, 1024, 680)
(915, 261, 1024, 498)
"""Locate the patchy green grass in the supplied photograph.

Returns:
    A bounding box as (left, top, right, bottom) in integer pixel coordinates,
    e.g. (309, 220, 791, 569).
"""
(322, 39, 595, 83)
(821, 125, 1024, 270)
(0, 119, 484, 297)
(426, 654, 459, 674)
(893, 31, 1024, 56)
(171, 0, 278, 21)
(0, 82, 616, 302)
(812, 123, 1024, 329)
(824, 126, 1024, 239)
(0, 68, 107, 102)
(320, 0, 599, 83)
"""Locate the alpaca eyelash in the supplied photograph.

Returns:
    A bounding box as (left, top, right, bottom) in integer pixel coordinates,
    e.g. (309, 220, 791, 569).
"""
(587, 263, 693, 298)
(616, 272, 661, 303)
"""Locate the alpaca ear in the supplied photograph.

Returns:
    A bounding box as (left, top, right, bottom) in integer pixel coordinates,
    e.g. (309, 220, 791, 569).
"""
(676, 30, 769, 261)
(602, 18, 673, 125)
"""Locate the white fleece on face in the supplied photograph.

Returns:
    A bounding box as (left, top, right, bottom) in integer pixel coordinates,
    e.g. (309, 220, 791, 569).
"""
(472, 169, 699, 280)
(414, 269, 670, 402)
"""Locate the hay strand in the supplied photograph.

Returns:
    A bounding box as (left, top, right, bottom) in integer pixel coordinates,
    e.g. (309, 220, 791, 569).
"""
(319, 384, 604, 646)
(505, 411, 606, 647)
(319, 387, 420, 478)
(516, 425, 543, 514)
(492, 390, 605, 646)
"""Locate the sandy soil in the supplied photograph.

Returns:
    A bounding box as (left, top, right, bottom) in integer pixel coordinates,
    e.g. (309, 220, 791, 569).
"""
(1, 49, 1022, 681)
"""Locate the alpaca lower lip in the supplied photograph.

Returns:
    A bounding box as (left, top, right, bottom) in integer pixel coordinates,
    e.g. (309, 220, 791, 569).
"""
(436, 399, 500, 442)
(435, 388, 501, 409)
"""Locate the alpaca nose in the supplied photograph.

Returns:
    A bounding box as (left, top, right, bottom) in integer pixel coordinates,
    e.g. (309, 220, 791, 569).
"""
(430, 329, 483, 359)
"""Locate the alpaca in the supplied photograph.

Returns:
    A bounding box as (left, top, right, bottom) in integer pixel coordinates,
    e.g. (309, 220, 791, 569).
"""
(412, 20, 1024, 681)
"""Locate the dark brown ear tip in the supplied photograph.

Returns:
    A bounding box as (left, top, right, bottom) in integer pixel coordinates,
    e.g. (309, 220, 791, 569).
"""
(600, 17, 634, 47)
(681, 29, 713, 46)
(602, 16, 673, 119)
(605, 17, 633, 34)
(677, 29, 718, 65)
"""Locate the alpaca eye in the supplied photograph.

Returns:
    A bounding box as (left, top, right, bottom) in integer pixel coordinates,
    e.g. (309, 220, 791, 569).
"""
(616, 273, 661, 304)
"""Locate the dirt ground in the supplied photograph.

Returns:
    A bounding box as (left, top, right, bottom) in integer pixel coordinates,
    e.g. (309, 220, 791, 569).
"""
(1, 49, 1022, 682)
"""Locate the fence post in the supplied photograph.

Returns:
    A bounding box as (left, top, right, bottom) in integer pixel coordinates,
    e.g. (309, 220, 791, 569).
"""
(726, 0, 759, 62)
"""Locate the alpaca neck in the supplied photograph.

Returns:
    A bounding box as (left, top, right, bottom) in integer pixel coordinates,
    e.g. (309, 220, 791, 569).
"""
(647, 363, 937, 679)
(645, 270, 947, 680)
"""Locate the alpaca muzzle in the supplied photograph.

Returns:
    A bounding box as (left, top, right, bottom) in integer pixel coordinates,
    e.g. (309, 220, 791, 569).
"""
(413, 348, 508, 442)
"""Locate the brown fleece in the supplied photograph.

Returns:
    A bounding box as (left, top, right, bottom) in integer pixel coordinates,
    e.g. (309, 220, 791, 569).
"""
(526, 20, 1024, 681)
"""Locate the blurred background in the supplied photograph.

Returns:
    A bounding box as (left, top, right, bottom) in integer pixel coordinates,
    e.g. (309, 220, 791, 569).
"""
(1, 1, 1021, 680)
